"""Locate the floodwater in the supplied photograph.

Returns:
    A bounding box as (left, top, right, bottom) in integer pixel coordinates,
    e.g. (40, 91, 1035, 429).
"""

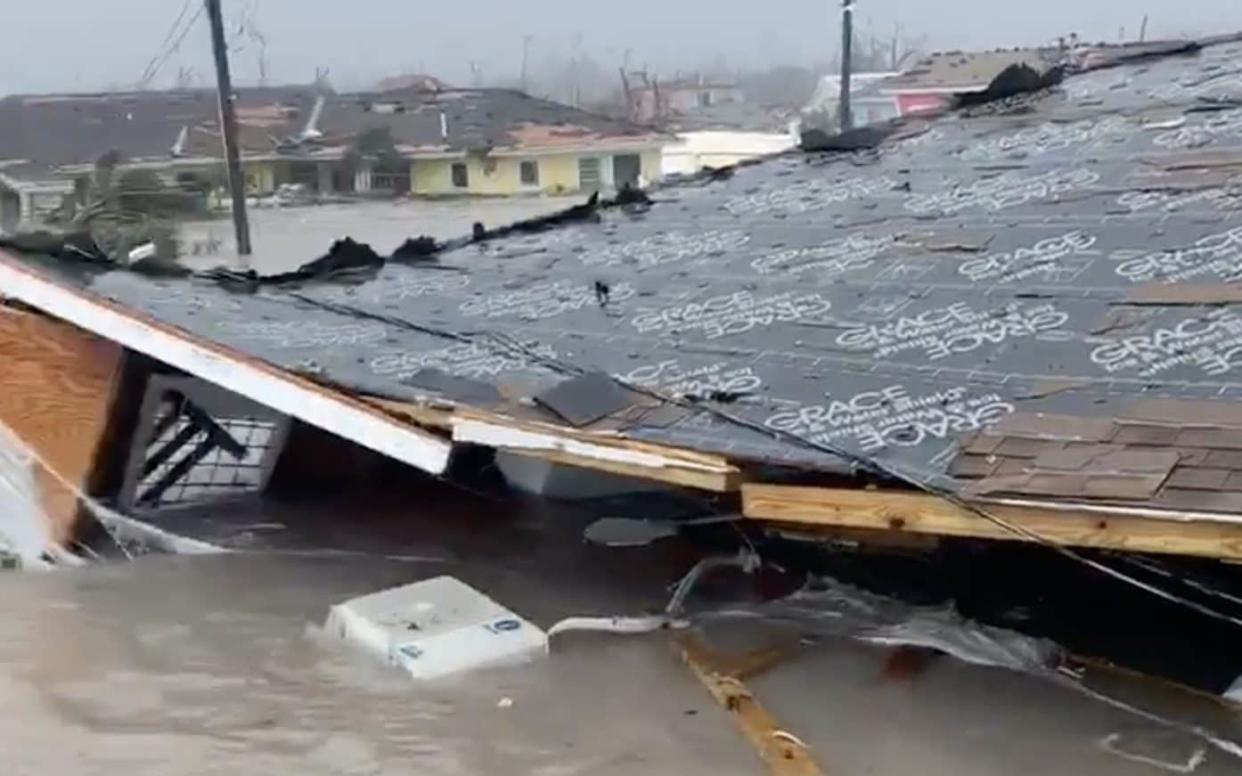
(2, 483, 1240, 775)
(177, 197, 580, 274)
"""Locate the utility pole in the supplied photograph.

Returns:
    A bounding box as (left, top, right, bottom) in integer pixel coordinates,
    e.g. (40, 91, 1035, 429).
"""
(839, 0, 854, 132)
(520, 35, 533, 93)
(1139, 15, 1149, 43)
(204, 0, 252, 261)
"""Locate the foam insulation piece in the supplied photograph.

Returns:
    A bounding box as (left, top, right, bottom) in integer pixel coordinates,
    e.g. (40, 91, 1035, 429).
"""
(325, 576, 548, 680)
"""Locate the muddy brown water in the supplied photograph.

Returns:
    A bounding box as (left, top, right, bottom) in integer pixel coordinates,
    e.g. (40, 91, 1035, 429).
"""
(2, 483, 1240, 775)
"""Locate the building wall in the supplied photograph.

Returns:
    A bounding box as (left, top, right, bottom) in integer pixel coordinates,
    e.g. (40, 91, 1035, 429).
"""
(244, 161, 277, 195)
(0, 188, 20, 233)
(662, 131, 797, 177)
(411, 148, 662, 197)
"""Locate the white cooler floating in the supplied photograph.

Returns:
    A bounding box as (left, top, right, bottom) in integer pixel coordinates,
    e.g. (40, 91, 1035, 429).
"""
(326, 576, 549, 680)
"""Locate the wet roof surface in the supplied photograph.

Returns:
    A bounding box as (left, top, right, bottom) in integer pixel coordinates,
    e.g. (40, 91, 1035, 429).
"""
(10, 40, 1242, 510)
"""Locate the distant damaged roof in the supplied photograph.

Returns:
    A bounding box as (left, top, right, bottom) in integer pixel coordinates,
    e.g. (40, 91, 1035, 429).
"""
(6, 37, 1242, 513)
(319, 88, 666, 154)
(0, 86, 661, 182)
(879, 48, 1062, 92)
(0, 86, 322, 179)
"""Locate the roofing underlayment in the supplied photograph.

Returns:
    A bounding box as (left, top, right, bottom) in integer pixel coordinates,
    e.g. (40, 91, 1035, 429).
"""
(4, 39, 1242, 518)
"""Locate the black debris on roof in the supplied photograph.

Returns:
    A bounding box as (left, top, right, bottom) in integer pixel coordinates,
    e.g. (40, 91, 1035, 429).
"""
(534, 371, 640, 427)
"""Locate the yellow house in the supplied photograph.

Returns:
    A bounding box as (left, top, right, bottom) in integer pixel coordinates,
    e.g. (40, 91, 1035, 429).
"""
(7, 86, 669, 221)
(409, 147, 663, 197)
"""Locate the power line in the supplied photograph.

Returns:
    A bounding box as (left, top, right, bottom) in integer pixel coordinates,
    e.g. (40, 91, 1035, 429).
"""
(140, 2, 206, 88)
(141, 0, 192, 81)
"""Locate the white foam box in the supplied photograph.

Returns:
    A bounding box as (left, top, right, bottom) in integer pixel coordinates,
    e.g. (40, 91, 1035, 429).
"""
(325, 575, 548, 680)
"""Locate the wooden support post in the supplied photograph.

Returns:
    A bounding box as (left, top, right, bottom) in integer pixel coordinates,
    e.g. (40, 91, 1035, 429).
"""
(743, 484, 1242, 562)
(674, 632, 822, 776)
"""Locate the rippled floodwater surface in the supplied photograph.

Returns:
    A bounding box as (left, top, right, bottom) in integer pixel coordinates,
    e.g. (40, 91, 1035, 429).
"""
(0, 492, 1238, 775)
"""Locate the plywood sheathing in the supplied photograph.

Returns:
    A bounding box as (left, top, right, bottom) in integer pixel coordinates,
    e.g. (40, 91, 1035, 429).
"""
(0, 307, 123, 545)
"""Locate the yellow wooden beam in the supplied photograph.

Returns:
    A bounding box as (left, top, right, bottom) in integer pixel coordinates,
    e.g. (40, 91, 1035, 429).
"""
(743, 484, 1242, 562)
(674, 632, 823, 776)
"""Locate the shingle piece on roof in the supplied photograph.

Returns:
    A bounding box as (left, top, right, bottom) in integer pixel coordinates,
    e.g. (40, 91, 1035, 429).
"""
(1166, 467, 1232, 490)
(1123, 400, 1242, 429)
(991, 413, 1117, 442)
(1111, 423, 1182, 446)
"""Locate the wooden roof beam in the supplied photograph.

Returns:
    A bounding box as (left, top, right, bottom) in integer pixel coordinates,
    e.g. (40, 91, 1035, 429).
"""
(743, 483, 1242, 562)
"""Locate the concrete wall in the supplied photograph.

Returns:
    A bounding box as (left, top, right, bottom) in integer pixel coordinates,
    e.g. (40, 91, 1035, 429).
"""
(411, 149, 662, 197)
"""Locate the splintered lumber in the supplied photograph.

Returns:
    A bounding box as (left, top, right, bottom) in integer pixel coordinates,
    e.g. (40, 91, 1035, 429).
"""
(674, 632, 823, 776)
(0, 307, 123, 544)
(742, 484, 1242, 562)
(369, 399, 742, 492)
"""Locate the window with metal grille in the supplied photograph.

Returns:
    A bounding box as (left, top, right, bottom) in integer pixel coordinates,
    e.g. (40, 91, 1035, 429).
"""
(137, 412, 278, 508)
(451, 162, 469, 188)
(578, 157, 601, 190)
(519, 160, 539, 186)
(119, 378, 290, 512)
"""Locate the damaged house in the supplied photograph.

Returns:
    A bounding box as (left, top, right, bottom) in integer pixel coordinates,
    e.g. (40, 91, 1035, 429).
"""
(3, 34, 1242, 633)
(0, 85, 668, 230)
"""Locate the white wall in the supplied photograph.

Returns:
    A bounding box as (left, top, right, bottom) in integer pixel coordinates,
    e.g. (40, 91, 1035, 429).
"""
(663, 131, 797, 176)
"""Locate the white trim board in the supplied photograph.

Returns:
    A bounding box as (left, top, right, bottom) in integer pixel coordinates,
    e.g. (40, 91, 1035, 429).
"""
(0, 253, 452, 476)
(452, 419, 731, 474)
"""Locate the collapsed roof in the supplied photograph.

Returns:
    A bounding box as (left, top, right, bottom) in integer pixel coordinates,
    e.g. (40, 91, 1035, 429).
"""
(4, 36, 1242, 519)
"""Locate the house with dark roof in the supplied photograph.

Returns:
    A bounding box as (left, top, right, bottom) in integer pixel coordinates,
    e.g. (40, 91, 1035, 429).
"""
(0, 86, 667, 230)
(321, 88, 667, 198)
(10, 32, 1242, 591)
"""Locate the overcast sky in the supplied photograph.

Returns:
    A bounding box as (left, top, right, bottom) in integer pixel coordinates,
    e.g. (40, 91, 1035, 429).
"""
(4, 0, 1242, 94)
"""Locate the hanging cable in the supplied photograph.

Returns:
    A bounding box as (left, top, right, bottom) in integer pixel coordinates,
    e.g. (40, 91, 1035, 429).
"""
(139, 3, 206, 88)
(246, 246, 1242, 630)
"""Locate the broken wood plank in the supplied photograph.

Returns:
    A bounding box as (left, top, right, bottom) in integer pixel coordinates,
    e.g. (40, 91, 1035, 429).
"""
(455, 416, 740, 492)
(0, 307, 123, 545)
(674, 632, 823, 776)
(0, 251, 453, 476)
(366, 396, 742, 491)
(742, 484, 1242, 561)
(367, 397, 734, 468)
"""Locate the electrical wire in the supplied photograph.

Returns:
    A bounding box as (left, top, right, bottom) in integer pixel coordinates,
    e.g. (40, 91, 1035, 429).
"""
(225, 204, 1242, 631)
(139, 3, 206, 88)
(139, 0, 192, 84)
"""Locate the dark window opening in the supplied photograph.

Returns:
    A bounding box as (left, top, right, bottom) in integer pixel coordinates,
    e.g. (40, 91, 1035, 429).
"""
(451, 162, 469, 188)
(520, 160, 539, 186)
(578, 157, 601, 191)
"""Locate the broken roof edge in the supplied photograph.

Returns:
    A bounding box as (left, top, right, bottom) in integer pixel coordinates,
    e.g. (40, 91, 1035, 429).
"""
(0, 249, 454, 477)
